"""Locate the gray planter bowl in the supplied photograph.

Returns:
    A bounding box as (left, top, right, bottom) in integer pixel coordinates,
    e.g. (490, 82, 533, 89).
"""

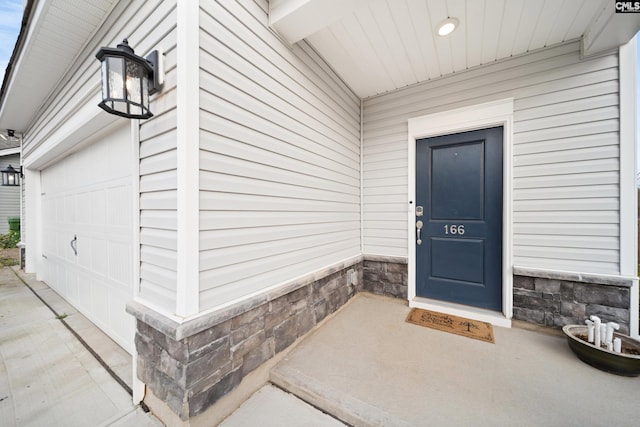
(563, 325, 640, 377)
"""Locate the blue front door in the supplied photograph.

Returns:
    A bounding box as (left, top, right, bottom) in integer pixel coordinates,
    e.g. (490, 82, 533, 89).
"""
(415, 127, 503, 311)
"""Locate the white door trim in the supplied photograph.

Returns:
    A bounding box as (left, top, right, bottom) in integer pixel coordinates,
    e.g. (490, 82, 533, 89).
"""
(407, 98, 514, 328)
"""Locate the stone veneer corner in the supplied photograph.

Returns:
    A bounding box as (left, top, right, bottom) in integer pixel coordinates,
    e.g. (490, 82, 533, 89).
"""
(128, 258, 367, 420)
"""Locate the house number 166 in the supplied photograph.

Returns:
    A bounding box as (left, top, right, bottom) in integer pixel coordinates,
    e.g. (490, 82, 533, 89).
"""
(444, 224, 465, 235)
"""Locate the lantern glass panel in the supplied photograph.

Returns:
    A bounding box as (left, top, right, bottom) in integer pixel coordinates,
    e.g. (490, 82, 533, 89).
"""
(126, 59, 142, 104)
(107, 56, 124, 100)
(143, 75, 149, 107)
(101, 60, 108, 100)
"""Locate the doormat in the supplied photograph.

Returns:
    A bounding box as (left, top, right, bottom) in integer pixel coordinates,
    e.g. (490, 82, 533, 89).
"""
(406, 308, 495, 344)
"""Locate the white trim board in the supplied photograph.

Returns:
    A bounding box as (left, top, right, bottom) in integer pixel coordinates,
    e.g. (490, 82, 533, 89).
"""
(618, 37, 637, 276)
(175, 0, 200, 317)
(407, 98, 514, 328)
(0, 147, 20, 156)
(130, 119, 145, 404)
(619, 37, 638, 339)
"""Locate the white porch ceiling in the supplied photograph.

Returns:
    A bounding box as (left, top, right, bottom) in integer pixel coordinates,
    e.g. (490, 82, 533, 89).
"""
(271, 0, 640, 98)
(2, 0, 638, 133)
(0, 0, 118, 132)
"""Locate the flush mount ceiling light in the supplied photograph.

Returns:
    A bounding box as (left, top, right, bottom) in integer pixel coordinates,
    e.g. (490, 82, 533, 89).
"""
(436, 17, 459, 37)
(0, 129, 18, 142)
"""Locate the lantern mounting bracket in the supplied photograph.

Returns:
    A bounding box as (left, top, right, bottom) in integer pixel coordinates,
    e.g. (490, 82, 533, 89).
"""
(145, 50, 163, 95)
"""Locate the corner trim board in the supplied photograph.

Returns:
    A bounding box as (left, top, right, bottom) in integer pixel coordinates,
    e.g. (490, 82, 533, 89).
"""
(175, 0, 201, 317)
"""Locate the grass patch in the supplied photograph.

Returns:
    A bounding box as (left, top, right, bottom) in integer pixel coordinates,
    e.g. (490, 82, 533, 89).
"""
(55, 313, 68, 320)
(0, 257, 18, 267)
(0, 230, 20, 249)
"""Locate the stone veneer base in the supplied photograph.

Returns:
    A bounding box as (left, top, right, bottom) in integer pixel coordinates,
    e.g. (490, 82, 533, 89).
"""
(127, 255, 408, 421)
(129, 260, 634, 423)
(512, 266, 634, 334)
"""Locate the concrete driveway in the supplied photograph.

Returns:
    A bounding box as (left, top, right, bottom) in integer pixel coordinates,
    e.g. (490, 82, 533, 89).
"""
(0, 266, 162, 427)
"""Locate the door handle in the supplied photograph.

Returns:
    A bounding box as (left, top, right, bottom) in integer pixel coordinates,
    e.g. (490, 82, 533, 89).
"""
(70, 235, 77, 256)
(416, 220, 423, 245)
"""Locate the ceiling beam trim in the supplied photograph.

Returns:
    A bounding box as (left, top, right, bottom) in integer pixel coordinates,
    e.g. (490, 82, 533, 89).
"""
(582, 1, 640, 57)
(269, 0, 374, 44)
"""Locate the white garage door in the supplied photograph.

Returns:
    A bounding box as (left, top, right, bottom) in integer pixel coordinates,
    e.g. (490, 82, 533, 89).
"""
(41, 125, 134, 353)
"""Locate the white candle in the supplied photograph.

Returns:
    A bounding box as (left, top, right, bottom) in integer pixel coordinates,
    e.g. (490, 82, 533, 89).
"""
(606, 326, 614, 345)
(585, 320, 594, 343)
(614, 338, 622, 353)
(605, 322, 620, 346)
(590, 316, 602, 348)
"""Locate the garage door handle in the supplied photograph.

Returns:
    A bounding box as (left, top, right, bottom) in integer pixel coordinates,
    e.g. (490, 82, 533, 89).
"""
(70, 235, 77, 256)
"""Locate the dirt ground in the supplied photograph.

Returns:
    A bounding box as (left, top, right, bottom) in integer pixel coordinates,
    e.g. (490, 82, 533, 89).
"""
(0, 248, 19, 266)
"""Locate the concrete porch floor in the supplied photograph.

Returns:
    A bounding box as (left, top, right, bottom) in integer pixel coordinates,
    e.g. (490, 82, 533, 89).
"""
(224, 293, 639, 427)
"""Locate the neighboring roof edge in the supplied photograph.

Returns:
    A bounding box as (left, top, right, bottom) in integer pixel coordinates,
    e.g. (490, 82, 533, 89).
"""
(0, 0, 37, 114)
(0, 147, 21, 157)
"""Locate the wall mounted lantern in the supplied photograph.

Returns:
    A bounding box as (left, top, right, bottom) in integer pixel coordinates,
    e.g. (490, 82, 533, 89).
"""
(95, 39, 163, 119)
(1, 165, 22, 186)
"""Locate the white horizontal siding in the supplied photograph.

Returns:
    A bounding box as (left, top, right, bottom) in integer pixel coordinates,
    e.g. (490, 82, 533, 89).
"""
(198, 0, 361, 310)
(17, 0, 179, 314)
(22, 0, 176, 157)
(363, 41, 622, 274)
(0, 154, 21, 234)
(138, 20, 178, 314)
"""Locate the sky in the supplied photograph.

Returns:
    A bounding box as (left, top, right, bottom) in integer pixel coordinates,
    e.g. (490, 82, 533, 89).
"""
(0, 0, 22, 84)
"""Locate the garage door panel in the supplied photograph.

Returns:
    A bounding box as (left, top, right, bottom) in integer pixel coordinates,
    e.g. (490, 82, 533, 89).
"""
(56, 198, 65, 223)
(91, 238, 108, 276)
(92, 281, 109, 331)
(41, 124, 134, 354)
(77, 237, 92, 270)
(78, 272, 92, 314)
(91, 190, 107, 225)
(67, 195, 77, 223)
(54, 232, 67, 259)
(43, 198, 53, 222)
(55, 262, 65, 294)
(107, 185, 131, 227)
(109, 242, 132, 288)
(110, 291, 134, 347)
(77, 192, 92, 223)
(66, 269, 79, 307)
(43, 228, 54, 253)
